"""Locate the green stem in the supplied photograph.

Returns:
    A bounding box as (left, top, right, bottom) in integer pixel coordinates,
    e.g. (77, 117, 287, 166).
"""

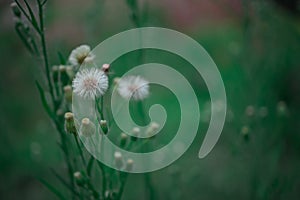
(87, 156, 95, 177)
(145, 173, 154, 200)
(96, 160, 107, 199)
(116, 173, 128, 200)
(74, 134, 86, 166)
(136, 102, 155, 200)
(37, 0, 56, 110)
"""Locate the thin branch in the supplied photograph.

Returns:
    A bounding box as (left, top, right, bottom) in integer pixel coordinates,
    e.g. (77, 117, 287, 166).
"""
(36, 0, 56, 110)
(14, 0, 41, 34)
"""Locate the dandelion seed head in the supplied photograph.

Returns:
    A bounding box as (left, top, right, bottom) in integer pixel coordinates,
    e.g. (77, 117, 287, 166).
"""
(117, 76, 149, 100)
(73, 68, 108, 99)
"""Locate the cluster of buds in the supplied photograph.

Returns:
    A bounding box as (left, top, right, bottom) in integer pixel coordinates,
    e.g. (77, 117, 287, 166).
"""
(146, 122, 159, 138)
(113, 151, 134, 171)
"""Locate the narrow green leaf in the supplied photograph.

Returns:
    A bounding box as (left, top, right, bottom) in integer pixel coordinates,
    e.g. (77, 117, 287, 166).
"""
(14, 0, 31, 21)
(23, 0, 40, 33)
(87, 156, 94, 177)
(38, 178, 67, 200)
(57, 51, 66, 65)
(15, 22, 34, 54)
(29, 36, 40, 56)
(41, 0, 48, 6)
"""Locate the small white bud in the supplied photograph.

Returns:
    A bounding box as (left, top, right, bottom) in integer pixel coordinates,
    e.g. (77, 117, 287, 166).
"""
(63, 85, 72, 103)
(241, 126, 250, 141)
(80, 118, 96, 137)
(146, 122, 159, 137)
(120, 133, 128, 147)
(100, 120, 108, 134)
(73, 171, 85, 186)
(114, 151, 123, 169)
(277, 101, 288, 116)
(56, 109, 64, 117)
(52, 66, 59, 81)
(102, 64, 110, 73)
(59, 65, 66, 72)
(65, 65, 75, 79)
(113, 77, 120, 85)
(11, 2, 21, 18)
(131, 127, 140, 141)
(132, 127, 140, 136)
(245, 105, 255, 117)
(64, 112, 76, 134)
(125, 159, 134, 171)
(74, 171, 82, 180)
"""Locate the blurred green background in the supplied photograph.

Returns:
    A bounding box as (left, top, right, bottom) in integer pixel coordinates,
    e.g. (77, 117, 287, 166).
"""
(1, 0, 300, 199)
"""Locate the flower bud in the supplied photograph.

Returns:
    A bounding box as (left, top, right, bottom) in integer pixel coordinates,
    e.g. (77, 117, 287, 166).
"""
(100, 120, 108, 134)
(131, 127, 140, 141)
(56, 108, 64, 117)
(80, 118, 96, 137)
(146, 122, 159, 137)
(59, 65, 66, 73)
(241, 126, 250, 141)
(113, 77, 120, 85)
(66, 65, 74, 79)
(105, 190, 117, 199)
(245, 105, 255, 117)
(64, 112, 76, 134)
(63, 85, 72, 103)
(120, 133, 128, 147)
(277, 101, 288, 116)
(74, 171, 82, 180)
(102, 64, 110, 73)
(114, 151, 123, 169)
(125, 159, 134, 171)
(52, 65, 59, 82)
(11, 2, 21, 18)
(74, 171, 85, 186)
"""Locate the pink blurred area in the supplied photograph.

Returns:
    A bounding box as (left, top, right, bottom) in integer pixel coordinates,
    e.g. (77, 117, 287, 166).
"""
(155, 0, 242, 29)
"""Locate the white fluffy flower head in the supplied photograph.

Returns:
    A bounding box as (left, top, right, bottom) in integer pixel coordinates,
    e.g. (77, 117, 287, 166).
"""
(117, 76, 149, 100)
(68, 45, 95, 66)
(73, 68, 108, 99)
